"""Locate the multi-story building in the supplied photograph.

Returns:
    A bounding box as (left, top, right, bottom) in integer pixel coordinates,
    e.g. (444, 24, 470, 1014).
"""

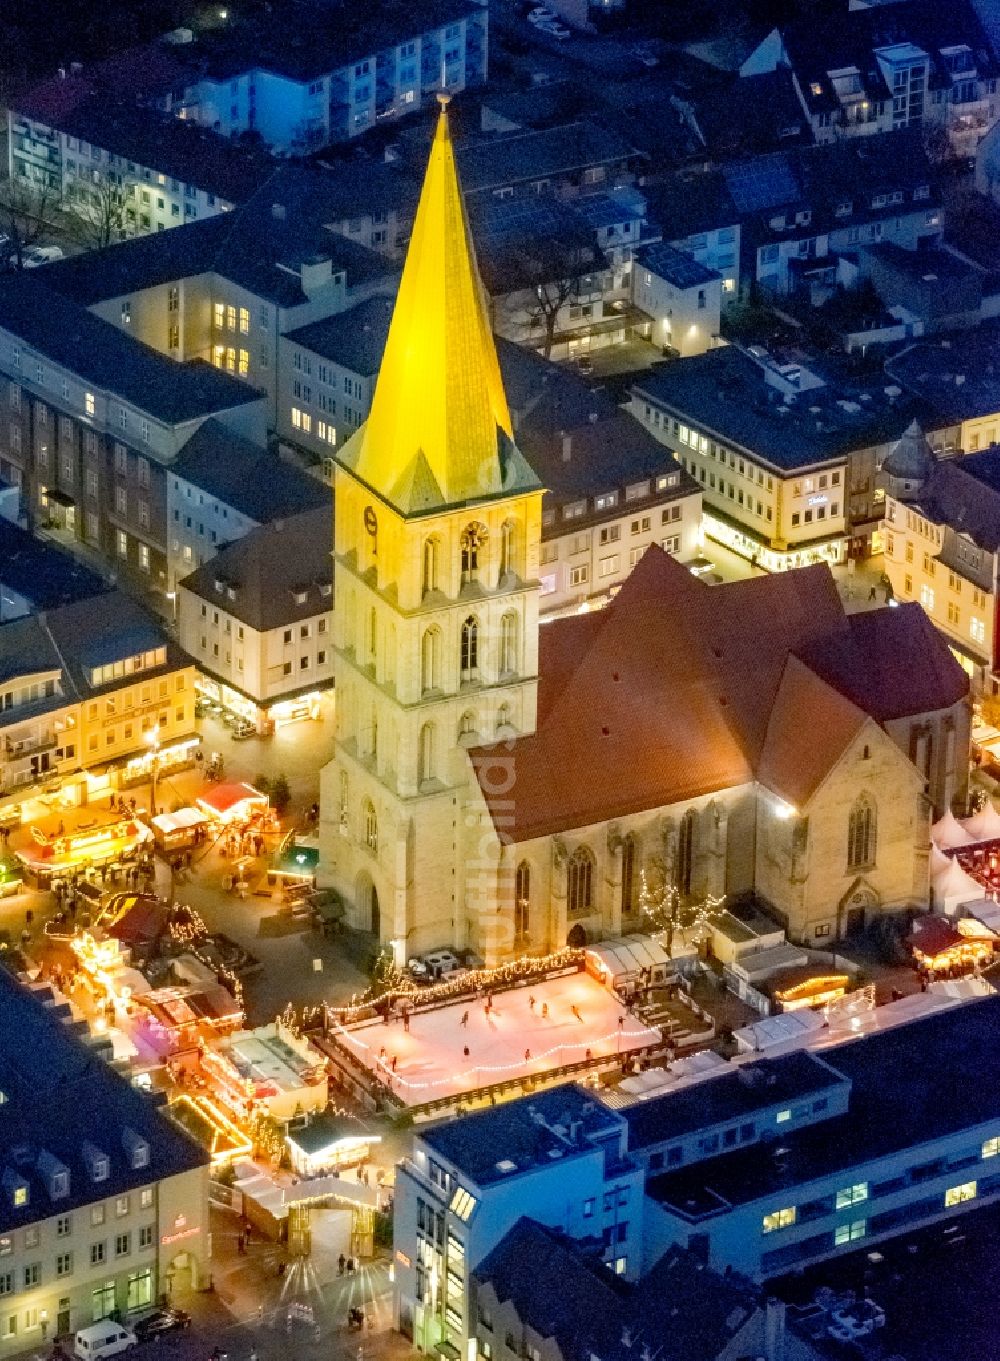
(725, 132, 943, 299)
(9, 83, 274, 239)
(455, 122, 638, 207)
(633, 346, 920, 569)
(44, 168, 401, 430)
(393, 1085, 646, 1350)
(166, 419, 330, 590)
(277, 297, 395, 468)
(643, 174, 741, 303)
(882, 434, 1000, 695)
(740, 0, 1000, 158)
(0, 519, 107, 623)
(398, 996, 1000, 1330)
(176, 506, 333, 729)
(0, 589, 197, 821)
(0, 275, 265, 602)
(631, 243, 722, 359)
(0, 969, 209, 1352)
(641, 996, 1000, 1279)
(885, 324, 1000, 456)
(178, 0, 488, 150)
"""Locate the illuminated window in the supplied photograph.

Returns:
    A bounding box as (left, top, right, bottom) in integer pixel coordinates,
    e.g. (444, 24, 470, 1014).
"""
(776, 1109, 791, 1124)
(84, 392, 95, 417)
(213, 345, 225, 368)
(11, 1188, 27, 1209)
(944, 1181, 977, 1207)
(835, 1183, 868, 1209)
(983, 1137, 1000, 1159)
(213, 303, 224, 329)
(239, 307, 249, 334)
(238, 349, 249, 376)
(762, 1207, 796, 1234)
(449, 1187, 477, 1221)
(834, 1220, 866, 1246)
(226, 305, 236, 330)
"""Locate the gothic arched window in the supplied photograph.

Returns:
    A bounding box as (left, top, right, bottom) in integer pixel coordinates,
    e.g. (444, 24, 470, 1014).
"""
(621, 834, 637, 915)
(568, 846, 595, 916)
(363, 799, 378, 854)
(515, 860, 530, 942)
(848, 795, 877, 870)
(460, 616, 479, 681)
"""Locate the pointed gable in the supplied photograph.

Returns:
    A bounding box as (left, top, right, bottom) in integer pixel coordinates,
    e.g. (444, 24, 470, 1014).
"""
(343, 98, 536, 514)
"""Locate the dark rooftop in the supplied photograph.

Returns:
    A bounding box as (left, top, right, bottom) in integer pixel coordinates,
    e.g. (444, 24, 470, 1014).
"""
(648, 995, 1000, 1217)
(0, 275, 261, 425)
(0, 520, 108, 616)
(634, 347, 920, 472)
(622, 1050, 843, 1151)
(420, 1084, 626, 1187)
(886, 325, 1000, 425)
(171, 421, 331, 522)
(0, 971, 206, 1233)
(43, 165, 404, 311)
(283, 296, 395, 377)
(456, 122, 636, 195)
(179, 505, 332, 632)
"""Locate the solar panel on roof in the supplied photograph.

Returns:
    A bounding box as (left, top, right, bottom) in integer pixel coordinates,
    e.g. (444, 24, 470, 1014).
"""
(723, 155, 800, 214)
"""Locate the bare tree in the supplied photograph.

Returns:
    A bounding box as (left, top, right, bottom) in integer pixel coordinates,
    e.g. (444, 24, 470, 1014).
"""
(638, 855, 726, 959)
(65, 177, 137, 251)
(513, 234, 605, 360)
(0, 176, 60, 269)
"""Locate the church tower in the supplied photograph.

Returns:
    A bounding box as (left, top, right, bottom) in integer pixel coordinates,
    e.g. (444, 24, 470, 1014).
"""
(318, 98, 543, 961)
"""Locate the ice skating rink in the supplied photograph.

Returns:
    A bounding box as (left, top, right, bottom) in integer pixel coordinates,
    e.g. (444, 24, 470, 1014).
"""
(333, 970, 661, 1106)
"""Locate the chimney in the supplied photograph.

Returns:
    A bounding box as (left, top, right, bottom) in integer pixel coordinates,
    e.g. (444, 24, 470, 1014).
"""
(763, 1297, 785, 1361)
(561, 431, 572, 461)
(300, 255, 333, 296)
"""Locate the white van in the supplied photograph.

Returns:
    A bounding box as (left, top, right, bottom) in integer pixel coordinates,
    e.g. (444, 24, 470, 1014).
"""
(73, 1320, 137, 1361)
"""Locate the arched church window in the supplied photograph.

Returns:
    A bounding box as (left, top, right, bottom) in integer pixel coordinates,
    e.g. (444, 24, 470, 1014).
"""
(499, 611, 518, 677)
(422, 537, 439, 595)
(418, 722, 436, 785)
(678, 809, 696, 897)
(499, 520, 516, 582)
(363, 799, 378, 854)
(421, 628, 441, 693)
(461, 616, 479, 681)
(461, 523, 487, 584)
(848, 795, 877, 869)
(621, 834, 637, 915)
(515, 861, 530, 942)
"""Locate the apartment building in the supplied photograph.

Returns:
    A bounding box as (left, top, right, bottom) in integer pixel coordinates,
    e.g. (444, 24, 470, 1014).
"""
(393, 1085, 646, 1352)
(882, 436, 1000, 694)
(43, 168, 402, 430)
(277, 297, 394, 466)
(0, 275, 265, 601)
(0, 519, 107, 624)
(9, 80, 274, 240)
(176, 506, 333, 728)
(166, 419, 330, 591)
(178, 0, 488, 150)
(455, 122, 637, 207)
(741, 0, 1000, 158)
(631, 243, 722, 359)
(633, 346, 919, 569)
(643, 175, 741, 303)
(0, 970, 208, 1352)
(0, 590, 196, 820)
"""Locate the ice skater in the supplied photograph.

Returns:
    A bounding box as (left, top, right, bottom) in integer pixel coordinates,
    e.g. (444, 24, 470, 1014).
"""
(460, 1010, 469, 1028)
(541, 1003, 549, 1020)
(524, 1048, 531, 1063)
(463, 1045, 470, 1059)
(528, 995, 536, 1011)
(571, 1005, 583, 1022)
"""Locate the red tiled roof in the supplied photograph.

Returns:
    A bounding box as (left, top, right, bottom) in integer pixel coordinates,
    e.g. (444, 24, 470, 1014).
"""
(799, 602, 969, 721)
(473, 548, 964, 842)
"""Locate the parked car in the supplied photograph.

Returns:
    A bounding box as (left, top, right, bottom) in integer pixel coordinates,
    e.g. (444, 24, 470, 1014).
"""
(22, 245, 64, 268)
(73, 1322, 137, 1361)
(132, 1309, 191, 1344)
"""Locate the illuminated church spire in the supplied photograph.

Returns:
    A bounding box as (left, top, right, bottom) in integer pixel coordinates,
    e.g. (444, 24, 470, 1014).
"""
(344, 96, 534, 513)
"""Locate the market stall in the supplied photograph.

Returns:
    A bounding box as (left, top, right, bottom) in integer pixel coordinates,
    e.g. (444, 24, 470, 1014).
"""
(196, 782, 269, 825)
(16, 815, 152, 882)
(150, 808, 208, 852)
(909, 915, 994, 974)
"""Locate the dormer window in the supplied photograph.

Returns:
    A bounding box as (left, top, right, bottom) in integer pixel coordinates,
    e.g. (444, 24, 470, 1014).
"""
(213, 579, 224, 594)
(122, 1128, 150, 1170)
(12, 1188, 26, 1208)
(3, 1172, 29, 1211)
(51, 1170, 69, 1198)
(293, 589, 308, 605)
(83, 1143, 110, 1183)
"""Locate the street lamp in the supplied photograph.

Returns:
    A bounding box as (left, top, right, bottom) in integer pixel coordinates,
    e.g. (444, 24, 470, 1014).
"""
(146, 725, 161, 817)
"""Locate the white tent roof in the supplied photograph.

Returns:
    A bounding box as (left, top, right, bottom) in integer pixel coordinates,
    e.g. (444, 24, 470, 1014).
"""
(151, 808, 207, 834)
(932, 857, 983, 911)
(962, 800, 1000, 844)
(930, 844, 952, 880)
(621, 934, 671, 967)
(734, 1009, 825, 1053)
(931, 809, 974, 849)
(733, 942, 809, 981)
(960, 898, 1000, 933)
